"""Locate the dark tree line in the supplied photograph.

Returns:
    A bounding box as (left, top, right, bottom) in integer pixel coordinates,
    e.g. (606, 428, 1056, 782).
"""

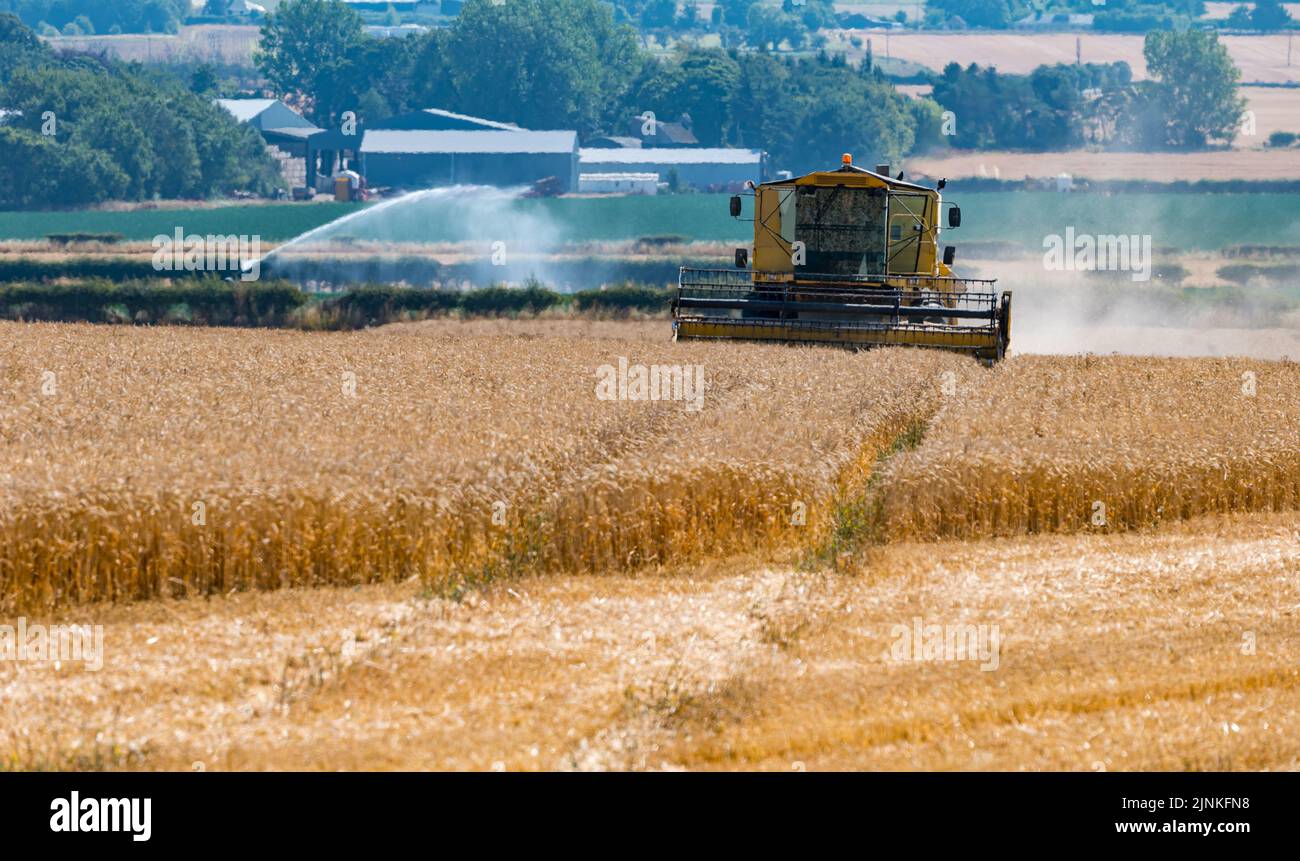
(0, 0, 190, 35)
(0, 13, 281, 208)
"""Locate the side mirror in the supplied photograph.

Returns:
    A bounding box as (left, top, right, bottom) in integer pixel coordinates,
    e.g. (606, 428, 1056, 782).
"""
(735, 248, 748, 269)
(729, 195, 742, 217)
(947, 205, 961, 229)
(942, 246, 956, 266)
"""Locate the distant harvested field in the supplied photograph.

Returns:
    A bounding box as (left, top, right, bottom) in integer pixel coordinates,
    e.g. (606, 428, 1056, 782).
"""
(42, 25, 260, 66)
(839, 31, 1300, 84)
(1238, 85, 1300, 146)
(907, 148, 1300, 182)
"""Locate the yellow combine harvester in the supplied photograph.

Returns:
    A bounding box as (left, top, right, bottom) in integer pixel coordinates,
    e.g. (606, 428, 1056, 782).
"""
(672, 154, 1012, 363)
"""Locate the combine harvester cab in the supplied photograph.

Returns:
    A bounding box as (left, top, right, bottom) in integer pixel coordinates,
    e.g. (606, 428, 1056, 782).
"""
(673, 155, 1012, 364)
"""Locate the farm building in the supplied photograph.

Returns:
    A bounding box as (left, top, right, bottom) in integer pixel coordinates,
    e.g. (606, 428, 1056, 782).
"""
(578, 172, 659, 195)
(216, 98, 321, 191)
(360, 130, 579, 191)
(578, 147, 765, 191)
(308, 109, 579, 193)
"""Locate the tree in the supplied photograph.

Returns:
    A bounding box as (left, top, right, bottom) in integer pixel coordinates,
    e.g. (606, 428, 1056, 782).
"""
(908, 97, 948, 154)
(0, 16, 282, 205)
(1249, 0, 1294, 29)
(787, 0, 835, 32)
(441, 0, 640, 135)
(255, 0, 368, 125)
(928, 0, 1027, 28)
(717, 0, 756, 27)
(71, 104, 157, 198)
(189, 62, 218, 95)
(783, 61, 915, 172)
(746, 4, 805, 50)
(1, 0, 191, 35)
(0, 11, 49, 81)
(676, 1, 698, 28)
(729, 51, 792, 152)
(630, 48, 740, 146)
(1142, 29, 1243, 148)
(931, 60, 1135, 151)
(0, 126, 128, 208)
(640, 0, 675, 28)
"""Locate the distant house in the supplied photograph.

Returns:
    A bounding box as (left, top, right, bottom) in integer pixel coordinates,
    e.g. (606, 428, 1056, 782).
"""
(216, 98, 321, 191)
(578, 147, 765, 191)
(625, 114, 699, 148)
(216, 98, 316, 133)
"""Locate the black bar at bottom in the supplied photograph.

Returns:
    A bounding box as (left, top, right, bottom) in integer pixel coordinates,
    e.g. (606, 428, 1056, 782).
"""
(0, 772, 1280, 850)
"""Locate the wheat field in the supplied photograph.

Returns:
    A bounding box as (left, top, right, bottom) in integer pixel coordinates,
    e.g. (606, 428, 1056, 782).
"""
(878, 355, 1300, 539)
(0, 321, 973, 613)
(4, 320, 1300, 771)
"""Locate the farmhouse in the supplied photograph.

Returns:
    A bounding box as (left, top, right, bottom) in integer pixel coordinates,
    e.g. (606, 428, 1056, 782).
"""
(215, 98, 321, 191)
(623, 113, 699, 147)
(578, 147, 766, 191)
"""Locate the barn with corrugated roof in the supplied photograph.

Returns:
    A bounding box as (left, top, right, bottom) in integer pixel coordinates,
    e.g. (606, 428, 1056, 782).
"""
(307, 108, 579, 193)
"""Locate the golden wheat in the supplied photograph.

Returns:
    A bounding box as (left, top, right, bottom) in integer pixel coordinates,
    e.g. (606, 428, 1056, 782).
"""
(879, 355, 1300, 539)
(0, 321, 972, 612)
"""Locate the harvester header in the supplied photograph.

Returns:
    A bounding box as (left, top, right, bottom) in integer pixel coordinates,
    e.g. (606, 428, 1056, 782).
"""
(672, 158, 1012, 363)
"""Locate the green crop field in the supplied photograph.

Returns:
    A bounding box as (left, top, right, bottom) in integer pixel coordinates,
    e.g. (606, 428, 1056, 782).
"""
(2, 192, 1298, 250)
(0, 203, 363, 244)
